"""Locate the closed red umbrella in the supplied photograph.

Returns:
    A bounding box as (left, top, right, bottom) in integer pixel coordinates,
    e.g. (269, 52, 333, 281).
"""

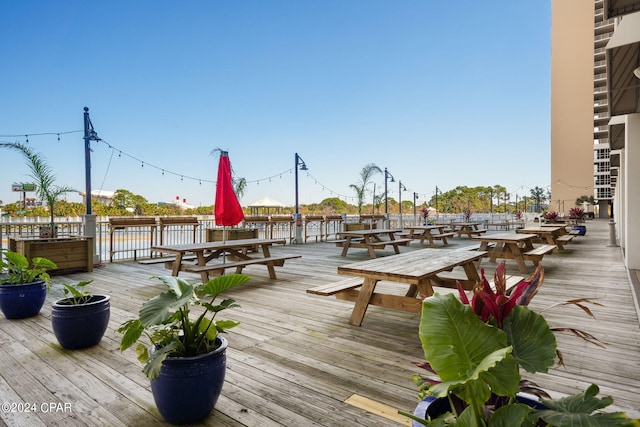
(215, 151, 244, 228)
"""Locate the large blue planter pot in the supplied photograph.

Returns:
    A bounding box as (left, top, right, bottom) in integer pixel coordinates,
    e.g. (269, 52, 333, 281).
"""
(572, 225, 587, 236)
(0, 281, 47, 319)
(151, 336, 228, 425)
(412, 393, 545, 426)
(51, 295, 110, 349)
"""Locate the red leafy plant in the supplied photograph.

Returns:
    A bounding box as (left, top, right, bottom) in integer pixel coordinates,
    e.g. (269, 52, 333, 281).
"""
(421, 207, 430, 224)
(544, 211, 559, 223)
(400, 262, 637, 426)
(463, 207, 472, 222)
(570, 207, 586, 223)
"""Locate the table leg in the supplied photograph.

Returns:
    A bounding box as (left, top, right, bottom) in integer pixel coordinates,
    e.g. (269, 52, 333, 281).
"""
(172, 253, 184, 277)
(341, 236, 352, 257)
(349, 278, 377, 326)
(364, 236, 377, 258)
(461, 261, 481, 289)
(260, 244, 277, 279)
(507, 243, 529, 273)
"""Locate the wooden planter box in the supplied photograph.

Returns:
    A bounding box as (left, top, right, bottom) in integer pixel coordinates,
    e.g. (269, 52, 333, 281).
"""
(206, 228, 258, 242)
(9, 237, 94, 275)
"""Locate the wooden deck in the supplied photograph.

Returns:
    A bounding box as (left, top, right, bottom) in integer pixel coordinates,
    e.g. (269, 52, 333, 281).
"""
(1, 219, 639, 426)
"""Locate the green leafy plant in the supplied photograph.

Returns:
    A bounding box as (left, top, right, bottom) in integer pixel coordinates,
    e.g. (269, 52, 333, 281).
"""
(0, 250, 56, 286)
(401, 263, 639, 426)
(55, 280, 95, 305)
(118, 274, 250, 380)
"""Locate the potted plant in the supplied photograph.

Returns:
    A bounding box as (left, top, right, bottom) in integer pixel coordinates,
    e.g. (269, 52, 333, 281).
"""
(463, 207, 472, 222)
(570, 207, 587, 235)
(0, 141, 75, 238)
(421, 207, 431, 226)
(401, 263, 639, 426)
(544, 210, 559, 223)
(0, 250, 56, 319)
(51, 280, 110, 350)
(118, 273, 251, 425)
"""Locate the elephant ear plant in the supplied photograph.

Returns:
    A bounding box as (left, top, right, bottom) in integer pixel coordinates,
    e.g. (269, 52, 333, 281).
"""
(118, 274, 250, 380)
(402, 262, 640, 426)
(0, 250, 56, 285)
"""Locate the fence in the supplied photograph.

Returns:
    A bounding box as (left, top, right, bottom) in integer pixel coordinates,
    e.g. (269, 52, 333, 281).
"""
(1, 212, 534, 264)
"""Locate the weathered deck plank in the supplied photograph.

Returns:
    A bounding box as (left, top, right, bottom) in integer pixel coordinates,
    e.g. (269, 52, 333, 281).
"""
(0, 219, 638, 425)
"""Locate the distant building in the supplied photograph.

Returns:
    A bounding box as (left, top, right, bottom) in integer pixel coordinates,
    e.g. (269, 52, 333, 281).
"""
(78, 190, 116, 206)
(551, 0, 640, 269)
(158, 196, 195, 210)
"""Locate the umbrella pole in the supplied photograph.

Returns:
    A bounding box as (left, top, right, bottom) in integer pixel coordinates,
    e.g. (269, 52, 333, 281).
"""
(222, 226, 227, 265)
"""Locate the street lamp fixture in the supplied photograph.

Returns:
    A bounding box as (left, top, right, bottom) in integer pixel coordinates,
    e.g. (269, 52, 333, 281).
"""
(435, 186, 441, 222)
(294, 153, 308, 244)
(294, 152, 308, 216)
(398, 181, 407, 228)
(83, 107, 101, 215)
(384, 168, 395, 217)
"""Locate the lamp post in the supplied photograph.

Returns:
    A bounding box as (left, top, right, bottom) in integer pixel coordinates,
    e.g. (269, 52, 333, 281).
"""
(384, 168, 395, 228)
(372, 183, 376, 214)
(294, 153, 308, 244)
(413, 192, 418, 225)
(435, 186, 441, 223)
(398, 181, 407, 228)
(82, 107, 101, 265)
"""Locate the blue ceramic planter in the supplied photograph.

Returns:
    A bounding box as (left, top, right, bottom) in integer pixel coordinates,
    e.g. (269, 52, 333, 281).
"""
(412, 393, 545, 426)
(150, 336, 228, 425)
(51, 295, 110, 349)
(0, 281, 47, 319)
(572, 225, 587, 236)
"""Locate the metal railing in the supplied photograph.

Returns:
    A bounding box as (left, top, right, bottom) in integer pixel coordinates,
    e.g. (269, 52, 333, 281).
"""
(1, 213, 536, 263)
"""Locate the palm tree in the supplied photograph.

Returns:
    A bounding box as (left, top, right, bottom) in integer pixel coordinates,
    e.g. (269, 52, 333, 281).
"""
(530, 186, 547, 213)
(1, 142, 76, 234)
(349, 163, 382, 216)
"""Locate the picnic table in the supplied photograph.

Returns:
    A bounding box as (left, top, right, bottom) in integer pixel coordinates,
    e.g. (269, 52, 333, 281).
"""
(307, 248, 487, 326)
(334, 229, 412, 258)
(150, 238, 299, 282)
(448, 222, 488, 238)
(516, 226, 574, 251)
(472, 232, 556, 273)
(401, 225, 455, 247)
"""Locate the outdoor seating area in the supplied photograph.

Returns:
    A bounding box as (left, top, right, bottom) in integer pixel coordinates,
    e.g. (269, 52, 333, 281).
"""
(1, 219, 639, 425)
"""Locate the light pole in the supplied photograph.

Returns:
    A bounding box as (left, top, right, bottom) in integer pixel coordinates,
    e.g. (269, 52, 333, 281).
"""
(384, 168, 395, 227)
(398, 181, 407, 228)
(435, 186, 441, 223)
(413, 192, 418, 224)
(82, 107, 101, 265)
(294, 153, 308, 244)
(372, 183, 376, 214)
(83, 107, 100, 215)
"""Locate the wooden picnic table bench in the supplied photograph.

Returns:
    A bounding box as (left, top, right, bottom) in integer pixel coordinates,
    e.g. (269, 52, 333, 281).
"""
(182, 254, 301, 279)
(402, 225, 455, 247)
(472, 233, 554, 273)
(336, 229, 411, 258)
(516, 226, 574, 251)
(307, 248, 487, 326)
(450, 223, 488, 238)
(150, 238, 295, 282)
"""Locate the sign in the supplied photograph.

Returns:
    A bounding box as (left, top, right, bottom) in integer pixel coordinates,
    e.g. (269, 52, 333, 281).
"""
(11, 183, 36, 192)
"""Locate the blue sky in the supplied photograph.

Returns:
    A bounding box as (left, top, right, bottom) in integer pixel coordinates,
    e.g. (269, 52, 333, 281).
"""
(0, 1, 550, 209)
